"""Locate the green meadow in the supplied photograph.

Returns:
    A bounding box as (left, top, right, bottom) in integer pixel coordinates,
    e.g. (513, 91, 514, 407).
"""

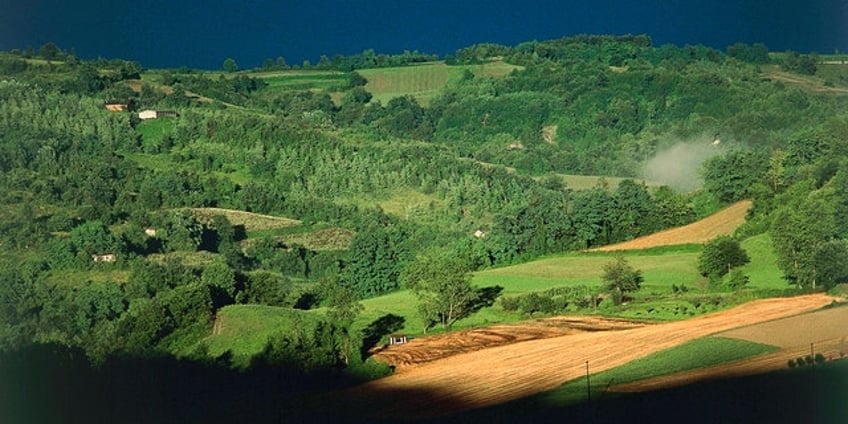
(198, 232, 789, 357)
(359, 61, 522, 105)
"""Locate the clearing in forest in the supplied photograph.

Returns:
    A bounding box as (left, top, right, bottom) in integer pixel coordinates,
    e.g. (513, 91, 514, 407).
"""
(190, 208, 301, 231)
(359, 61, 521, 105)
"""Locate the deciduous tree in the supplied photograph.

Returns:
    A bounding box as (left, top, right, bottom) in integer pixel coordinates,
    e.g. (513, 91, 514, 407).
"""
(222, 58, 238, 73)
(402, 254, 479, 332)
(697, 236, 750, 278)
(602, 255, 643, 305)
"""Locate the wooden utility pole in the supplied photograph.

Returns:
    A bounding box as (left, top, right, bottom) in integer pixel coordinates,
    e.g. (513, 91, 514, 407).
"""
(585, 360, 591, 401)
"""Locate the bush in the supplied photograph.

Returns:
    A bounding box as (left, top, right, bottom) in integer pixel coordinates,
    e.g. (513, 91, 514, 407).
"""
(726, 269, 749, 290)
(499, 296, 520, 312)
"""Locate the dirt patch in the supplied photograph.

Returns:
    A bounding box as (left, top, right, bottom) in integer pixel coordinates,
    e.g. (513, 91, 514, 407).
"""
(324, 293, 836, 420)
(542, 125, 557, 144)
(593, 200, 751, 251)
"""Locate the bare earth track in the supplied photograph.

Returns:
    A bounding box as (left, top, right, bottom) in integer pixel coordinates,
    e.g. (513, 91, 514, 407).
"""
(593, 200, 751, 251)
(325, 293, 837, 420)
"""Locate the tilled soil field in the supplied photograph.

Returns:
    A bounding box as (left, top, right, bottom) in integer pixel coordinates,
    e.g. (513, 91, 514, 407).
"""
(610, 337, 847, 393)
(593, 200, 752, 251)
(321, 293, 836, 421)
(371, 316, 646, 370)
(720, 305, 848, 348)
(609, 306, 848, 394)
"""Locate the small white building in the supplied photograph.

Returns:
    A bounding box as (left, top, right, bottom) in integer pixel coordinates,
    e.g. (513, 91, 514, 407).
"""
(388, 334, 408, 345)
(138, 109, 158, 120)
(92, 253, 117, 263)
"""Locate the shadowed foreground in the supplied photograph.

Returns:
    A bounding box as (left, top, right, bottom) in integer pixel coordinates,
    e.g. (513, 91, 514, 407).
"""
(316, 294, 837, 421)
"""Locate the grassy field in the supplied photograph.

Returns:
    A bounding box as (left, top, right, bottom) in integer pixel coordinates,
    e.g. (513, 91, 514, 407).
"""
(738, 233, 786, 289)
(258, 71, 347, 91)
(343, 188, 441, 219)
(147, 250, 223, 267)
(135, 117, 176, 147)
(198, 229, 789, 355)
(474, 248, 703, 294)
(359, 61, 522, 105)
(190, 207, 301, 231)
(357, 288, 514, 337)
(199, 304, 324, 365)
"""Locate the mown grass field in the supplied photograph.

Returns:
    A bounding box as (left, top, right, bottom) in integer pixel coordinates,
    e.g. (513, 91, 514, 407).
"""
(190, 207, 301, 232)
(259, 72, 347, 90)
(359, 61, 522, 105)
(474, 247, 703, 294)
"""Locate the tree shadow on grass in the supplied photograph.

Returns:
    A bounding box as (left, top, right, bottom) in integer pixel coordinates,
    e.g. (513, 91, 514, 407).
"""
(360, 313, 406, 357)
(469, 285, 504, 314)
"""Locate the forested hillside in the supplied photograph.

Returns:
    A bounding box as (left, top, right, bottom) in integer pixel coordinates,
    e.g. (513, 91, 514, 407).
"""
(2, 35, 848, 420)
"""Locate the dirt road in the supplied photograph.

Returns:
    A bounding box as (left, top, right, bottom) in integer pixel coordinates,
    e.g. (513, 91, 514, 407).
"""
(325, 293, 836, 420)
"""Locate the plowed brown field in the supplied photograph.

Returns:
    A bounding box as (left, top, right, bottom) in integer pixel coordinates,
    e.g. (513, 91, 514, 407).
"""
(324, 293, 836, 420)
(612, 306, 848, 393)
(593, 200, 752, 251)
(372, 316, 646, 370)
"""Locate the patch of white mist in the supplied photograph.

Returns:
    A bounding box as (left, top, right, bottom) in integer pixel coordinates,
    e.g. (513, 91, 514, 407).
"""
(641, 137, 724, 192)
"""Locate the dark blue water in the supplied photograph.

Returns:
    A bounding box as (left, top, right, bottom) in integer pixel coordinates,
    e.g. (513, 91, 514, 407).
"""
(1, 0, 846, 69)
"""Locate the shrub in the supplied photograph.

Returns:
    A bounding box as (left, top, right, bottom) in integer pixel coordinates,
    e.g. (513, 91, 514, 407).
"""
(726, 269, 749, 290)
(499, 296, 519, 312)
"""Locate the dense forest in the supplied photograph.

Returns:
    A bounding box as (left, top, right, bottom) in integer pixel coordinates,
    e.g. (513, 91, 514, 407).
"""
(2, 35, 848, 421)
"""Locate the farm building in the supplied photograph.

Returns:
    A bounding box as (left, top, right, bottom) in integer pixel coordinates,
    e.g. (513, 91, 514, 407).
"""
(104, 102, 128, 112)
(138, 109, 179, 120)
(91, 253, 117, 263)
(388, 334, 408, 345)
